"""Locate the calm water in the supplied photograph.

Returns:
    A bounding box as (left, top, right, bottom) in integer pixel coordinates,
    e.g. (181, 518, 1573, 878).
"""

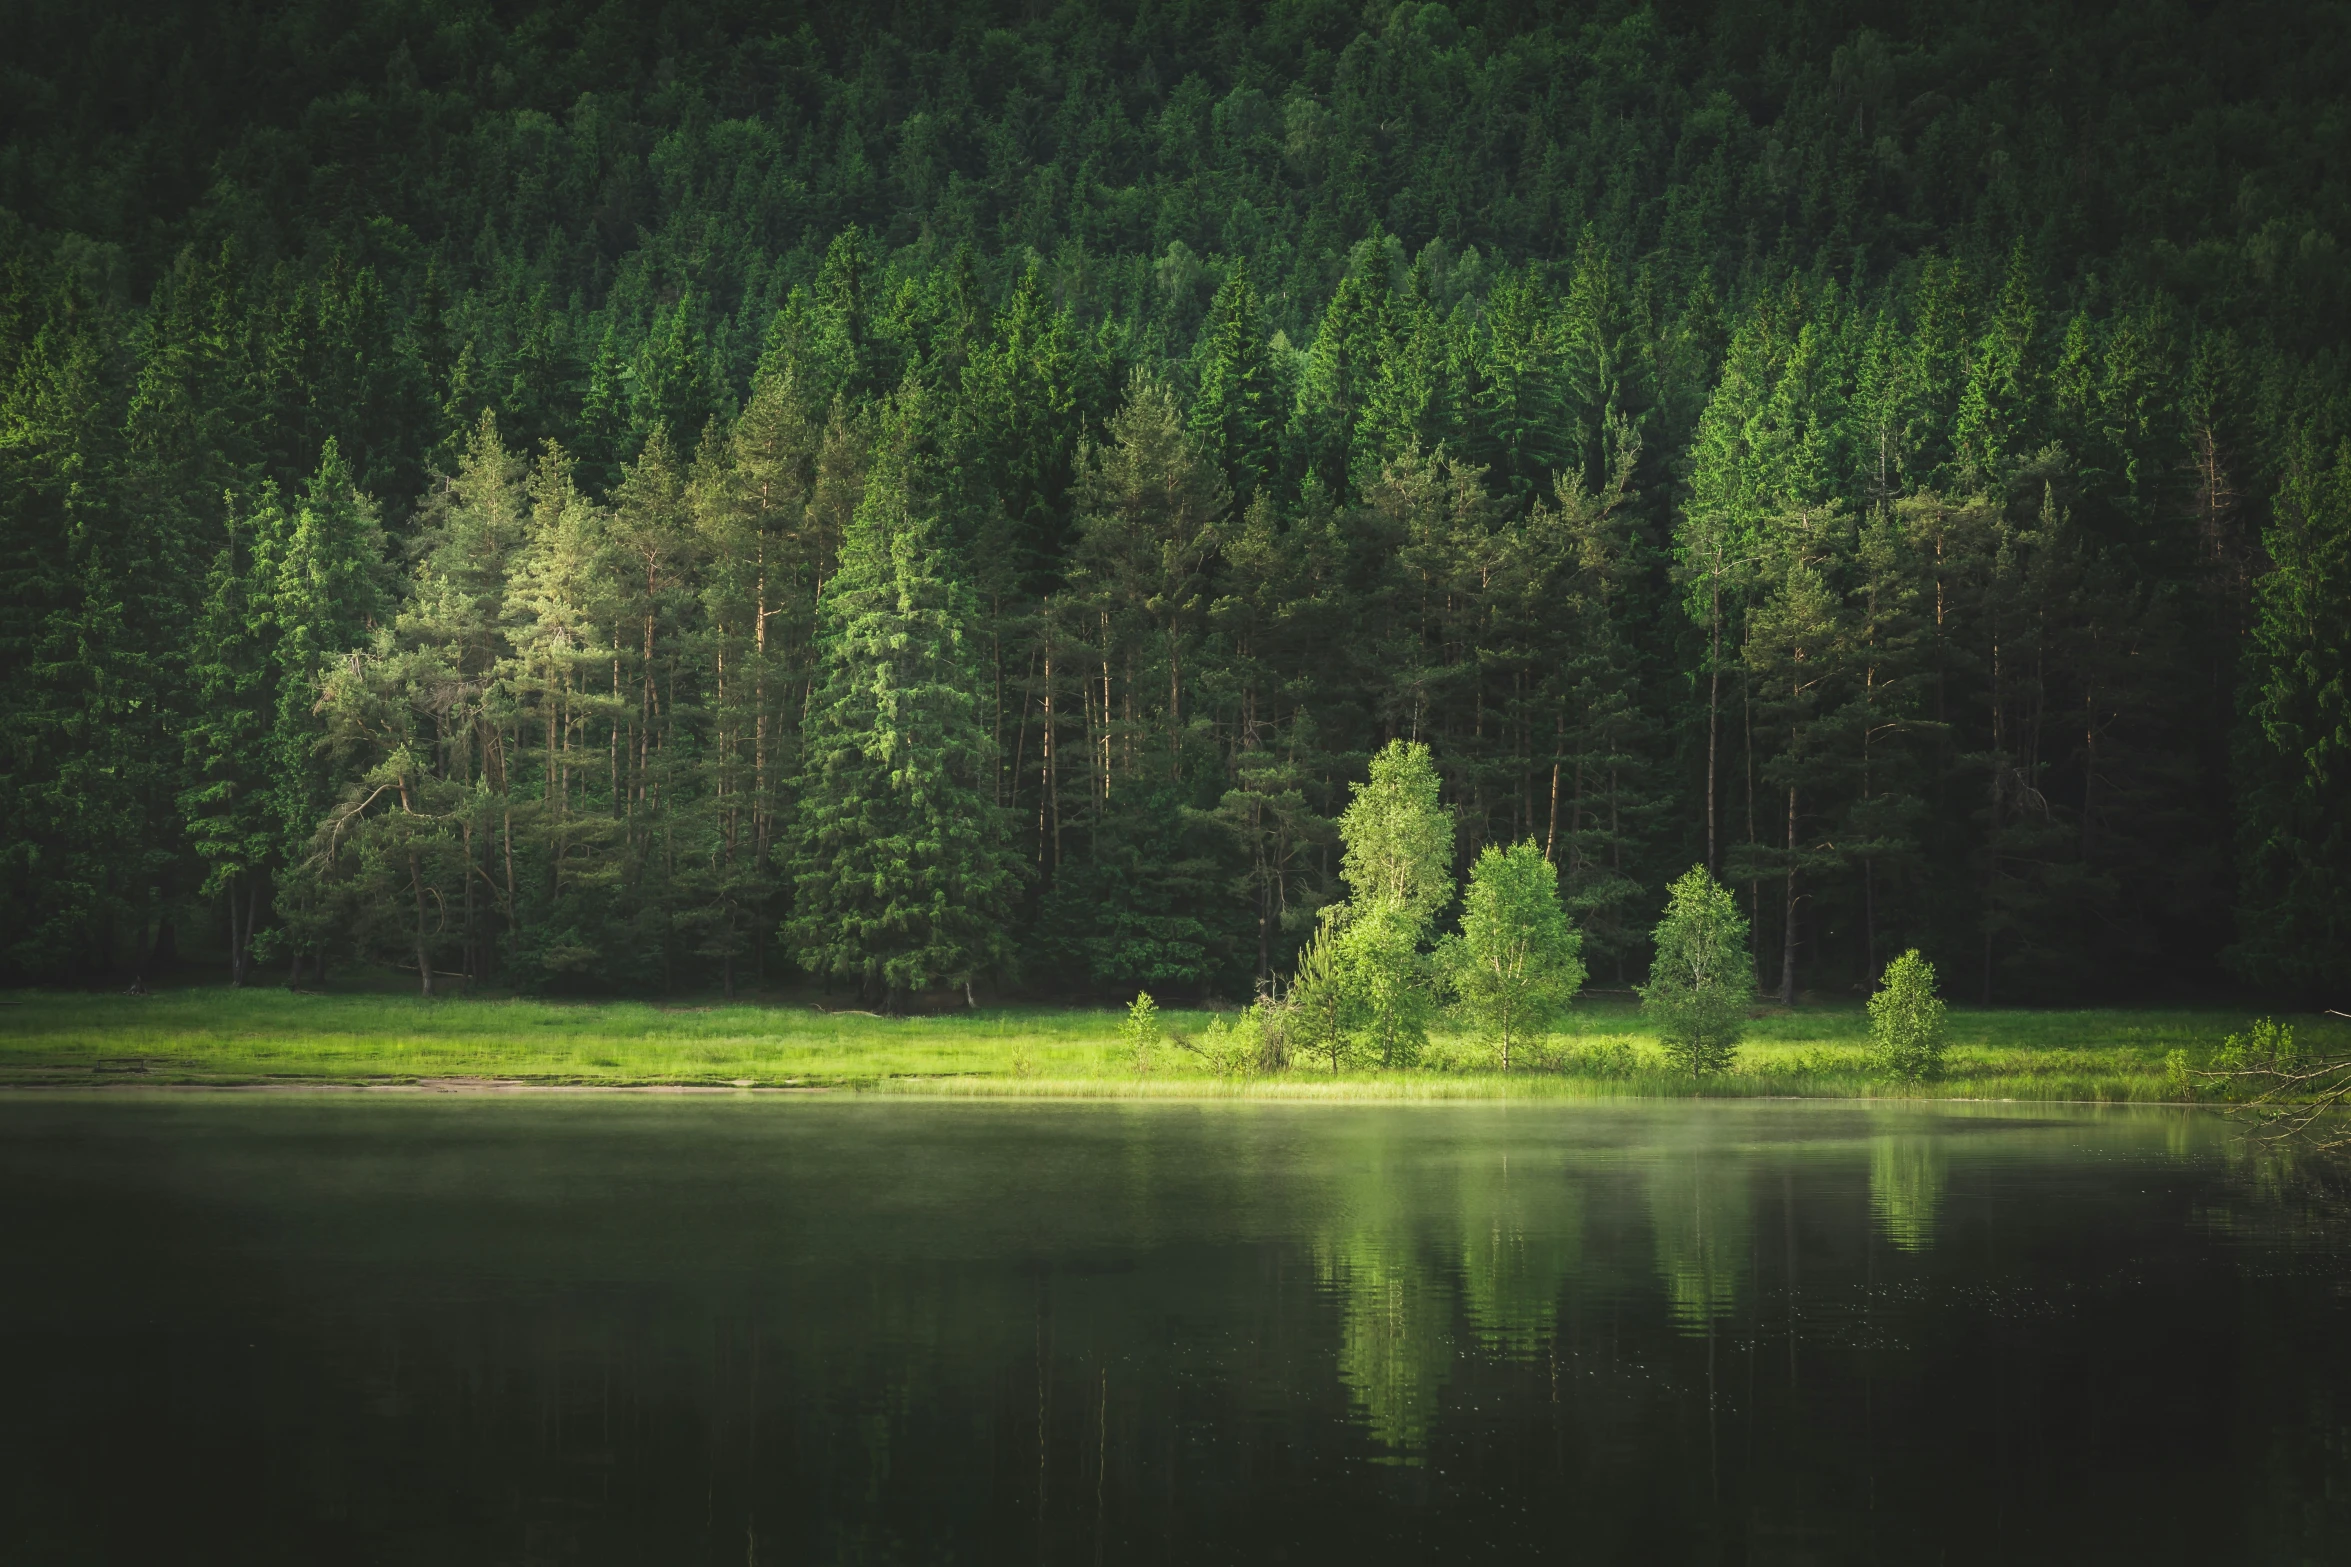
(4, 1096, 2349, 1564)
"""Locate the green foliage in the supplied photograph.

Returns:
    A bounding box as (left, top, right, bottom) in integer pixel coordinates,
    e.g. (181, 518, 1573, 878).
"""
(1034, 781, 1247, 995)
(1, 0, 2347, 1008)
(2214, 1017, 2304, 1075)
(1639, 867, 1753, 1081)
(1437, 841, 1586, 1069)
(1334, 741, 1454, 933)
(785, 387, 1022, 1006)
(1867, 949, 1948, 1083)
(2230, 439, 2351, 1001)
(1120, 991, 1164, 1076)
(1337, 901, 1438, 1070)
(1188, 265, 1282, 504)
(1311, 739, 1456, 1068)
(1185, 1004, 1287, 1081)
(1288, 926, 1364, 1076)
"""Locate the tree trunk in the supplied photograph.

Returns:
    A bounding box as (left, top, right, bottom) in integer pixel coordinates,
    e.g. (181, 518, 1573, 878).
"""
(1780, 784, 1798, 1008)
(226, 878, 247, 988)
(411, 853, 433, 999)
(1706, 577, 1721, 877)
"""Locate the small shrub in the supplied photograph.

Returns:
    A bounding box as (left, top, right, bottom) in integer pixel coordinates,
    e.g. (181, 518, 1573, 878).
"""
(2162, 1048, 2193, 1099)
(1186, 1015, 1260, 1081)
(1243, 993, 1295, 1074)
(1867, 949, 1947, 1083)
(1121, 992, 1163, 1076)
(2214, 1017, 2300, 1073)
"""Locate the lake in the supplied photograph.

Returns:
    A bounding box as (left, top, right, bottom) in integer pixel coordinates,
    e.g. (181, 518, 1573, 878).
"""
(3, 1095, 2346, 1564)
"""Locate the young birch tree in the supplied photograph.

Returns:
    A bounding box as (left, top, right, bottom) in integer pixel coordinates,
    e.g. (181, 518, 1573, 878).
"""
(1327, 739, 1454, 1068)
(1438, 840, 1586, 1069)
(1640, 866, 1754, 1081)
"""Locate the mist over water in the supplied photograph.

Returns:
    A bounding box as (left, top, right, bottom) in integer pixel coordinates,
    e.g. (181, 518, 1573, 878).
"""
(3, 1097, 2345, 1564)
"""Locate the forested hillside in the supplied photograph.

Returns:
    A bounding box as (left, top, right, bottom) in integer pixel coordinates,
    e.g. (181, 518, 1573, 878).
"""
(4, 0, 2348, 1004)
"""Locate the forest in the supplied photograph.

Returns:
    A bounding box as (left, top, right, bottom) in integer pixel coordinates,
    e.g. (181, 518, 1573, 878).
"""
(3, 0, 2348, 1008)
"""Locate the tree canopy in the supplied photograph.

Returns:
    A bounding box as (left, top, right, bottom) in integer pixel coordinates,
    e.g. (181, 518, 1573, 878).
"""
(2, 0, 2346, 1001)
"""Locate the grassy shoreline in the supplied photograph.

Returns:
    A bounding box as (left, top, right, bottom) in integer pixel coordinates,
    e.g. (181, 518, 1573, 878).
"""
(3, 986, 2334, 1101)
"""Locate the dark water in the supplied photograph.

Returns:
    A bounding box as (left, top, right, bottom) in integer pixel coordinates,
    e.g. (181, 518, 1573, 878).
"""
(4, 1096, 2349, 1565)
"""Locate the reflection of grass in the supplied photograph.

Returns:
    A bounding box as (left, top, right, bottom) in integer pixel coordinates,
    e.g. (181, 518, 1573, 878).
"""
(4, 989, 2342, 1100)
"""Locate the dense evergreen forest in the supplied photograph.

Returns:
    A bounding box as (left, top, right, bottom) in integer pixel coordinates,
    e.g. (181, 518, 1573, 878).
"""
(4, 0, 2349, 1005)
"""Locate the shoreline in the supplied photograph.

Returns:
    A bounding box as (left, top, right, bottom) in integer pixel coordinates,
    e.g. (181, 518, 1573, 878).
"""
(0, 1075, 2214, 1107)
(7, 989, 2337, 1106)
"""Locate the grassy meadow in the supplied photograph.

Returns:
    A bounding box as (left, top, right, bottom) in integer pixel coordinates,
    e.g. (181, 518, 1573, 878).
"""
(1, 985, 2335, 1101)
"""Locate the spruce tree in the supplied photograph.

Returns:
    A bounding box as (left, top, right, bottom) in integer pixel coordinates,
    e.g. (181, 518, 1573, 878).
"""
(1469, 265, 1567, 511)
(786, 383, 1021, 1006)
(1188, 264, 1282, 504)
(1293, 270, 1388, 501)
(266, 441, 389, 982)
(2229, 435, 2351, 999)
(181, 488, 285, 984)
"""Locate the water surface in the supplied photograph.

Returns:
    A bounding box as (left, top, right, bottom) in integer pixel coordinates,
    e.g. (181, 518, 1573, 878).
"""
(3, 1096, 2347, 1564)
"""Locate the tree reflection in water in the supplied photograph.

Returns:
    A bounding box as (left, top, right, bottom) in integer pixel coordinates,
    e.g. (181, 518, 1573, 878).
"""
(1869, 1135, 1947, 1252)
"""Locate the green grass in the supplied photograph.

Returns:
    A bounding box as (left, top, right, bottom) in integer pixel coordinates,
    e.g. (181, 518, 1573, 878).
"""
(3, 985, 2339, 1100)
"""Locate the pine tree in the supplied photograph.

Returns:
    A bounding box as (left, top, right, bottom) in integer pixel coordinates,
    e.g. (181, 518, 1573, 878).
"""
(961, 261, 1092, 592)
(1188, 264, 1283, 504)
(632, 291, 719, 454)
(2229, 435, 2351, 1000)
(266, 440, 390, 983)
(1535, 438, 1655, 974)
(180, 488, 285, 984)
(1356, 267, 1462, 481)
(1735, 516, 1852, 1006)
(1468, 265, 1567, 511)
(786, 383, 1022, 1006)
(1292, 270, 1388, 501)
(1068, 372, 1229, 781)
(1953, 243, 2042, 486)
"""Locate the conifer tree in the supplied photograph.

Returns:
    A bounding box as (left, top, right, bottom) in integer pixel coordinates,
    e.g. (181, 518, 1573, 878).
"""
(1356, 268, 1462, 480)
(1468, 265, 1567, 510)
(2229, 435, 2351, 999)
(961, 261, 1092, 591)
(266, 441, 390, 982)
(786, 383, 1021, 1007)
(1535, 440, 1655, 973)
(1293, 270, 1388, 501)
(1953, 244, 2042, 485)
(1188, 264, 1283, 503)
(181, 488, 285, 984)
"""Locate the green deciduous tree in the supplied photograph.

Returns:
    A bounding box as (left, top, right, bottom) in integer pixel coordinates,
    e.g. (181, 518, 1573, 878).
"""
(1334, 739, 1454, 931)
(1322, 739, 1454, 1067)
(1438, 840, 1585, 1069)
(1640, 866, 1753, 1081)
(1868, 948, 1948, 1082)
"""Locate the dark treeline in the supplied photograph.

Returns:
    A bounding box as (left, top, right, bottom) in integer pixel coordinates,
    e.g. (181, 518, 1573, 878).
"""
(4, 0, 2349, 1003)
